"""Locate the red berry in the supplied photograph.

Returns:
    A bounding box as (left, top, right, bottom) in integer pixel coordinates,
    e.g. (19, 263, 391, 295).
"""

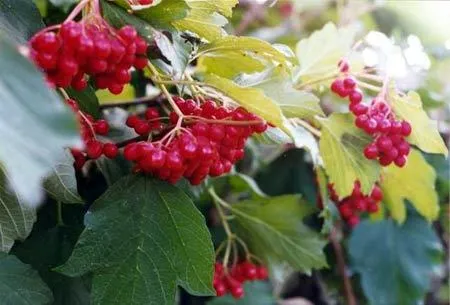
(350, 103, 368, 115)
(364, 143, 378, 159)
(401, 121, 412, 136)
(94, 120, 109, 135)
(256, 266, 268, 280)
(135, 122, 151, 135)
(370, 186, 383, 201)
(394, 155, 407, 167)
(126, 115, 140, 128)
(86, 140, 103, 159)
(119, 26, 138, 44)
(103, 143, 118, 158)
(376, 136, 392, 151)
(230, 285, 244, 299)
(215, 283, 227, 297)
(397, 141, 410, 156)
(349, 89, 363, 104)
(124, 144, 139, 161)
(343, 77, 356, 90)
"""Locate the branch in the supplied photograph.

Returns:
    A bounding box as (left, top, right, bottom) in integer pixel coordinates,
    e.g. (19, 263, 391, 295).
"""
(330, 228, 357, 305)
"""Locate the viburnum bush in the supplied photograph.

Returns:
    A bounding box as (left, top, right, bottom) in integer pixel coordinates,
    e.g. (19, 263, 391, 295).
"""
(0, 0, 448, 305)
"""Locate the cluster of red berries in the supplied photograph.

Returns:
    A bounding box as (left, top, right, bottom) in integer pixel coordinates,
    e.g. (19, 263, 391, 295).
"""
(66, 99, 118, 169)
(126, 107, 163, 136)
(328, 181, 383, 227)
(30, 20, 148, 94)
(330, 62, 412, 167)
(123, 98, 267, 185)
(214, 261, 268, 299)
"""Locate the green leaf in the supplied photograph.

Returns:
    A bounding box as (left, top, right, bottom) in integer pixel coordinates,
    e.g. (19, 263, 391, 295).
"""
(173, 0, 237, 41)
(317, 113, 381, 198)
(231, 195, 327, 274)
(0, 37, 80, 206)
(154, 31, 192, 77)
(349, 212, 443, 305)
(65, 86, 100, 119)
(294, 22, 358, 84)
(390, 90, 448, 156)
(0, 170, 36, 253)
(0, 254, 53, 305)
(255, 149, 318, 203)
(380, 150, 439, 224)
(235, 68, 324, 120)
(110, 0, 189, 31)
(0, 0, 44, 44)
(96, 155, 133, 186)
(207, 281, 275, 305)
(198, 51, 265, 79)
(44, 150, 82, 204)
(49, 0, 77, 11)
(101, 0, 156, 37)
(198, 36, 293, 67)
(57, 175, 215, 305)
(203, 74, 284, 128)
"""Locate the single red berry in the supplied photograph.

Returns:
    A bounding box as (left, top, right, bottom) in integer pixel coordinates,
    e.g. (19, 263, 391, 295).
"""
(401, 121, 412, 136)
(376, 136, 393, 151)
(350, 103, 368, 115)
(256, 266, 268, 280)
(349, 89, 363, 104)
(343, 77, 356, 90)
(230, 285, 244, 299)
(364, 143, 378, 159)
(215, 282, 227, 297)
(103, 143, 118, 159)
(86, 140, 103, 159)
(394, 155, 407, 167)
(124, 144, 139, 161)
(126, 115, 140, 128)
(135, 122, 151, 135)
(397, 141, 410, 156)
(94, 120, 109, 135)
(370, 186, 383, 201)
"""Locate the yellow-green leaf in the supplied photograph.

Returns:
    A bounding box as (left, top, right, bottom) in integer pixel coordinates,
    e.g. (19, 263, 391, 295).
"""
(318, 113, 381, 198)
(197, 51, 265, 79)
(380, 150, 439, 224)
(197, 36, 293, 66)
(390, 90, 448, 156)
(172, 0, 238, 41)
(294, 22, 358, 84)
(203, 74, 284, 128)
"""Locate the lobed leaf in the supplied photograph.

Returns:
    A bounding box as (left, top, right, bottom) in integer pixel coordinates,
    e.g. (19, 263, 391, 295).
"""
(57, 176, 215, 305)
(380, 150, 439, 224)
(349, 213, 443, 305)
(317, 113, 381, 198)
(231, 195, 327, 274)
(390, 90, 448, 156)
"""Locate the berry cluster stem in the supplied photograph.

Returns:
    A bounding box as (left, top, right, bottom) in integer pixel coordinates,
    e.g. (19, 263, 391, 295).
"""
(65, 0, 90, 22)
(147, 62, 185, 118)
(294, 71, 339, 90)
(292, 118, 322, 137)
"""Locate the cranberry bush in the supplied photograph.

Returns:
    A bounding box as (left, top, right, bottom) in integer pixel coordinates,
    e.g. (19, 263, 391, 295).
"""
(0, 0, 448, 304)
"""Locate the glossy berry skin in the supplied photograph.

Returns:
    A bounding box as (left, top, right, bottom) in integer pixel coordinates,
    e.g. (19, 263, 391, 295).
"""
(30, 21, 148, 94)
(103, 143, 119, 159)
(328, 181, 383, 227)
(330, 62, 412, 168)
(213, 261, 268, 299)
(124, 98, 267, 185)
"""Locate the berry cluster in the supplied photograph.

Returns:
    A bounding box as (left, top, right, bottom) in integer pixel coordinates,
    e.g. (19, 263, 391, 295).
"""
(123, 98, 267, 185)
(330, 64, 412, 167)
(328, 181, 383, 227)
(126, 107, 162, 136)
(66, 99, 118, 169)
(214, 261, 268, 299)
(30, 20, 148, 94)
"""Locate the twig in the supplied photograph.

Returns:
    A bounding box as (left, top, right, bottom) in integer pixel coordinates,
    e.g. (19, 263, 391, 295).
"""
(330, 228, 357, 305)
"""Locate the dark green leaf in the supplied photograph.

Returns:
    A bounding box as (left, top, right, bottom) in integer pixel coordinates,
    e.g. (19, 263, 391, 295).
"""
(0, 37, 80, 206)
(105, 0, 189, 31)
(65, 86, 100, 119)
(0, 169, 36, 253)
(57, 175, 215, 305)
(44, 150, 82, 204)
(96, 155, 133, 186)
(349, 213, 443, 305)
(207, 282, 275, 305)
(0, 253, 53, 305)
(231, 195, 327, 274)
(0, 0, 44, 43)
